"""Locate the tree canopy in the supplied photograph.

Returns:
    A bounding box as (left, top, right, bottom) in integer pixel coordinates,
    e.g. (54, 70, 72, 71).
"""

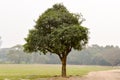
(24, 3, 89, 77)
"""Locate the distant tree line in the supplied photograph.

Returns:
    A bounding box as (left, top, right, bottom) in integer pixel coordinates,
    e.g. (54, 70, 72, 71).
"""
(0, 44, 120, 66)
(0, 36, 1, 47)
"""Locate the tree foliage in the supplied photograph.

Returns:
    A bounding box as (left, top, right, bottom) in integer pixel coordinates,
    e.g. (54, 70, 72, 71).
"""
(24, 4, 88, 54)
(24, 3, 88, 77)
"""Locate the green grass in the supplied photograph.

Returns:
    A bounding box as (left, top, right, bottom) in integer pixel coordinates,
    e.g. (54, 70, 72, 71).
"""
(0, 64, 113, 80)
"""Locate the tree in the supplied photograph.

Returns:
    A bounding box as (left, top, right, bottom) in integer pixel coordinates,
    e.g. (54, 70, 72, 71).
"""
(24, 3, 88, 77)
(0, 36, 2, 47)
(102, 46, 120, 66)
(7, 45, 25, 63)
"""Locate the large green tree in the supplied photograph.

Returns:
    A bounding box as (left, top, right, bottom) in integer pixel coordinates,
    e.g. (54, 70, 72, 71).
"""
(24, 3, 89, 77)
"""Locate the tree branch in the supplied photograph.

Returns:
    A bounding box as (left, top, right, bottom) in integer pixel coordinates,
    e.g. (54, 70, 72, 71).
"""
(57, 54, 62, 61)
(66, 47, 72, 56)
(45, 47, 55, 53)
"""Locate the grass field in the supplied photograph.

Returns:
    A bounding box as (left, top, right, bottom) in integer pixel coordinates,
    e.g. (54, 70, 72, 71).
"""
(0, 64, 113, 80)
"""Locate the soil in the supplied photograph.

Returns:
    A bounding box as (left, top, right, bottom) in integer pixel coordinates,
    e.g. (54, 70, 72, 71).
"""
(81, 69, 120, 80)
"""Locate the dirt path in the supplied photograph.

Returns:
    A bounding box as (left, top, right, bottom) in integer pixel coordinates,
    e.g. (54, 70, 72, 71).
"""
(47, 69, 120, 80)
(81, 69, 120, 80)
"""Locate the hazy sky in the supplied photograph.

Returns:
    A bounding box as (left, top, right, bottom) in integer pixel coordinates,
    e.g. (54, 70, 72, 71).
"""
(0, 0, 120, 48)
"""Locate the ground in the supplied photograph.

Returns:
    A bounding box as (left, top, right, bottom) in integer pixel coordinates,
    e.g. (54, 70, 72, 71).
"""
(41, 69, 120, 80)
(82, 69, 120, 80)
(0, 64, 118, 80)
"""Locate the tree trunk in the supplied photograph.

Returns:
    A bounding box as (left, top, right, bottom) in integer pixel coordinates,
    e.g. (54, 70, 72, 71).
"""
(57, 47, 71, 77)
(61, 55, 67, 77)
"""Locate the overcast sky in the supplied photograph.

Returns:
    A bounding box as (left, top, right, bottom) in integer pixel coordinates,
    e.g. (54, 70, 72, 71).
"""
(0, 0, 120, 48)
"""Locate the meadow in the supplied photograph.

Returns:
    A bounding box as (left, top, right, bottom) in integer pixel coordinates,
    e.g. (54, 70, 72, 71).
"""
(0, 64, 113, 80)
